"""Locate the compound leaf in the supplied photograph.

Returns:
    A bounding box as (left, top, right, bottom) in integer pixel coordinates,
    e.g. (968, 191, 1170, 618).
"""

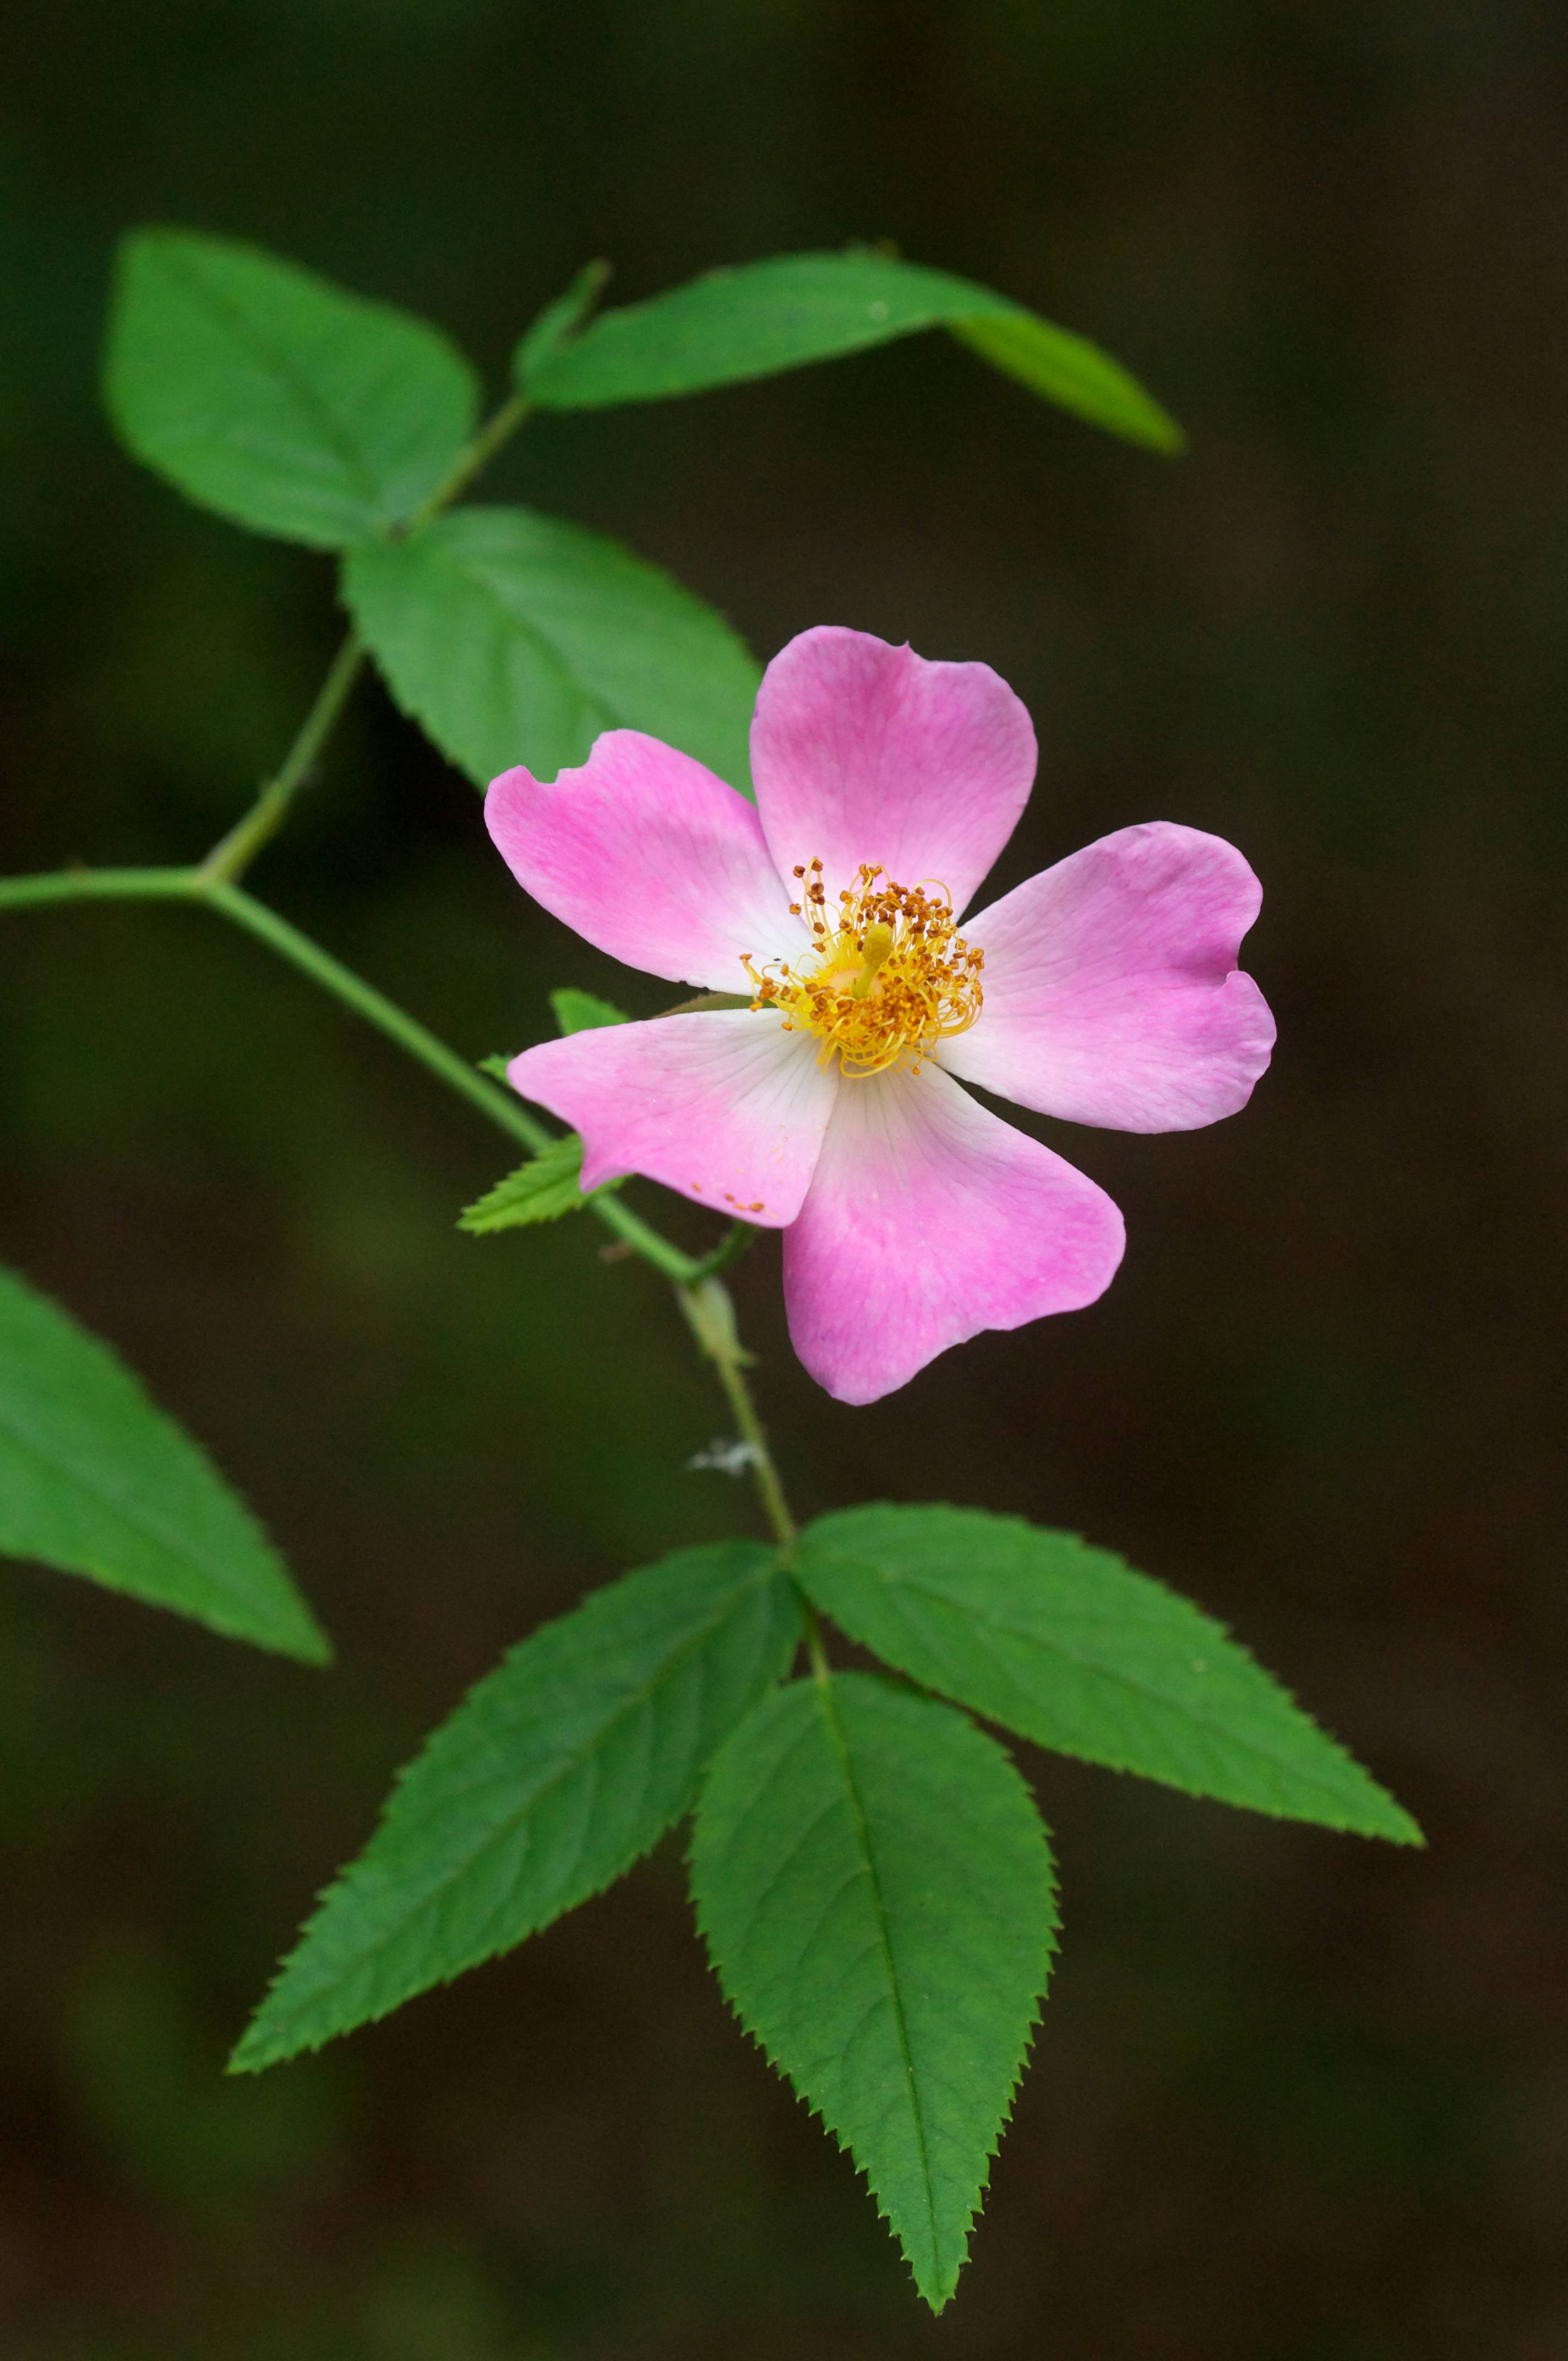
(0, 1263, 328, 1663)
(519, 248, 1183, 454)
(691, 1672, 1055, 2311)
(795, 1505, 1420, 1843)
(344, 504, 760, 790)
(233, 1539, 796, 2070)
(105, 228, 480, 546)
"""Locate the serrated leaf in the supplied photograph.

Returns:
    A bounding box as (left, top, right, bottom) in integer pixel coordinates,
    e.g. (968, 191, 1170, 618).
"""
(344, 505, 760, 791)
(549, 988, 627, 1035)
(691, 1672, 1055, 2311)
(0, 1263, 328, 1663)
(795, 1506, 1420, 1843)
(104, 228, 480, 547)
(459, 1134, 622, 1232)
(519, 248, 1183, 454)
(233, 1540, 796, 2070)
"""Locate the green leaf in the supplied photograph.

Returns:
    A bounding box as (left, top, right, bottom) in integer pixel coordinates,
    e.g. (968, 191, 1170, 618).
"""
(233, 1540, 796, 2070)
(691, 1673, 1055, 2311)
(519, 248, 1183, 454)
(344, 505, 760, 790)
(794, 1506, 1421, 1843)
(104, 228, 481, 547)
(549, 987, 628, 1035)
(0, 1264, 328, 1664)
(458, 1134, 622, 1232)
(949, 312, 1185, 451)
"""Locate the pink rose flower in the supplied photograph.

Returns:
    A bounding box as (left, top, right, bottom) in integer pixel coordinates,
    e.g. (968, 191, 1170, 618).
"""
(486, 625, 1274, 1405)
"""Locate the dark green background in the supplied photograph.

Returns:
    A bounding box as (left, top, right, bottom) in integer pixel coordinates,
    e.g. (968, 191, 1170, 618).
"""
(2, 2, 1565, 2354)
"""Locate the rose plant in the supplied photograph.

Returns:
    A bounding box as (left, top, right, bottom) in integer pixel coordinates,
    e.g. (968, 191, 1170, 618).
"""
(0, 230, 1418, 2311)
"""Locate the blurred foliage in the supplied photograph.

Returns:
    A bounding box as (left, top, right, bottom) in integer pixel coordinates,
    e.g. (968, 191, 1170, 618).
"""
(1, 0, 1566, 2353)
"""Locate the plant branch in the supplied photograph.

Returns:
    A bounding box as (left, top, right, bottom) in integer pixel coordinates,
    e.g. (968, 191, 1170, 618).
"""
(0, 867, 201, 910)
(685, 1220, 756, 1285)
(2, 378, 807, 1570)
(0, 865, 701, 1284)
(677, 1272, 827, 1668)
(197, 390, 533, 890)
(678, 1276, 797, 1555)
(198, 632, 367, 885)
(1, 862, 814, 1598)
(409, 391, 531, 528)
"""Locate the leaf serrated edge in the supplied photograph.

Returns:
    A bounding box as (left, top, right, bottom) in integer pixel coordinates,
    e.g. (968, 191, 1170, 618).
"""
(457, 1135, 613, 1232)
(0, 1270, 329, 1664)
(799, 1504, 1423, 1846)
(107, 231, 480, 541)
(688, 1678, 1058, 2312)
(231, 1547, 790, 2073)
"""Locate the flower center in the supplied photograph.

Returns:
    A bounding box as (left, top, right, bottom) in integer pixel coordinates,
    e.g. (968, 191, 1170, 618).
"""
(744, 858, 984, 1079)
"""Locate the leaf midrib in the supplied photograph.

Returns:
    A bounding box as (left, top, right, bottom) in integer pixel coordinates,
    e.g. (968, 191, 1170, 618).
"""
(810, 1677, 941, 2276)
(849, 1559, 1366, 1809)
(158, 244, 389, 517)
(429, 536, 636, 722)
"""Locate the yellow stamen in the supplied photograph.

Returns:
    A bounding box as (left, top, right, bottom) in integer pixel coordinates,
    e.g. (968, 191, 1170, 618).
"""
(744, 860, 983, 1079)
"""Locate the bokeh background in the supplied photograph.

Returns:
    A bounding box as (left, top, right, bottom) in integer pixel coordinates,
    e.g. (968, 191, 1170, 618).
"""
(2, 2, 1566, 2354)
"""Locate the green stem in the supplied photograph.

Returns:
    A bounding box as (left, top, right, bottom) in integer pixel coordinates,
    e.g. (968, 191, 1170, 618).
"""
(205, 881, 551, 1142)
(198, 633, 367, 885)
(409, 391, 531, 529)
(1, 860, 813, 1590)
(205, 884, 702, 1282)
(0, 388, 818, 1553)
(678, 1276, 797, 1555)
(0, 866, 700, 1285)
(0, 867, 200, 910)
(197, 389, 533, 889)
(679, 1275, 825, 1661)
(685, 1220, 755, 1285)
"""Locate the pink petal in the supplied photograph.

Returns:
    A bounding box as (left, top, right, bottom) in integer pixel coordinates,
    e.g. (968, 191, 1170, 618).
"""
(941, 823, 1276, 1132)
(782, 1063, 1124, 1404)
(486, 732, 804, 993)
(750, 626, 1036, 916)
(507, 1010, 838, 1226)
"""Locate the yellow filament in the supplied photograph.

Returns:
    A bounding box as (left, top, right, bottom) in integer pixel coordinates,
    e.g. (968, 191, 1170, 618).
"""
(744, 859, 983, 1079)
